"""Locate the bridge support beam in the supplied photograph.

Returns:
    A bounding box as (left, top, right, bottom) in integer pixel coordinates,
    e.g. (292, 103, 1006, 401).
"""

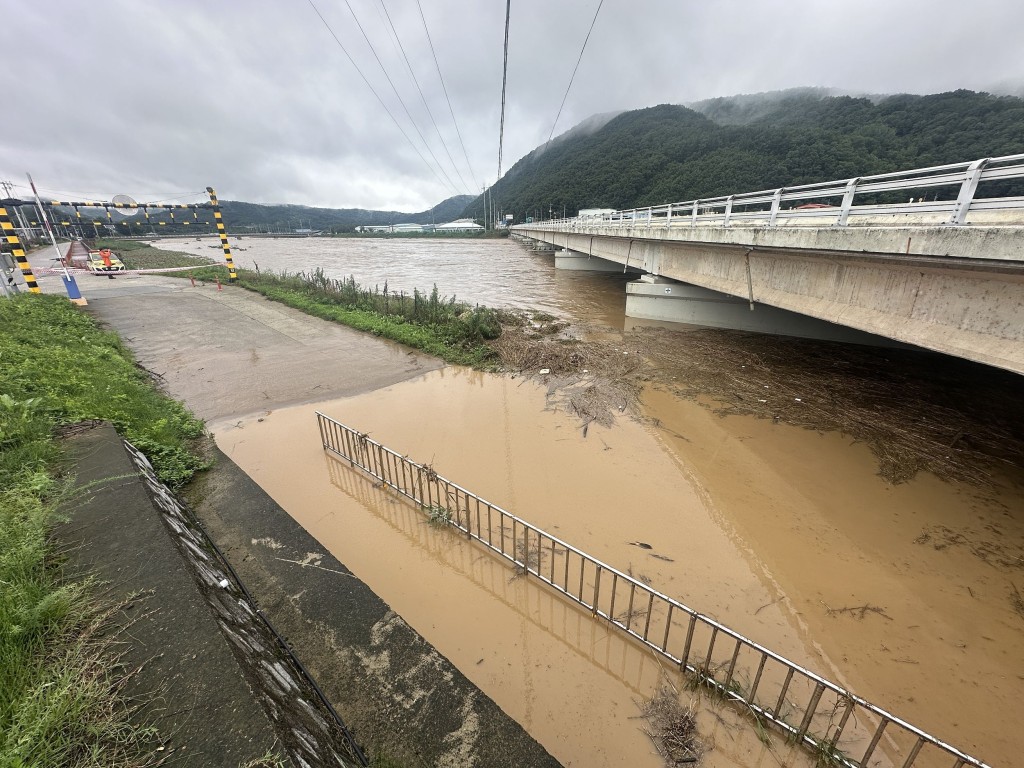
(555, 249, 636, 272)
(625, 275, 908, 346)
(518, 227, 1024, 373)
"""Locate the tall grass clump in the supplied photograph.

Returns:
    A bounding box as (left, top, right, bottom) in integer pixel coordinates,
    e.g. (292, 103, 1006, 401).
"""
(0, 391, 158, 765)
(0, 294, 207, 488)
(238, 268, 501, 367)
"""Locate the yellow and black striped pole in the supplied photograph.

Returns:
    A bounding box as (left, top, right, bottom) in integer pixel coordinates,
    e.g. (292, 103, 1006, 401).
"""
(0, 206, 40, 293)
(206, 186, 237, 282)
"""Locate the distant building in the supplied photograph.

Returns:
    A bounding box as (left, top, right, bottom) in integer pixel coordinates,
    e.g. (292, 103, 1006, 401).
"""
(434, 218, 484, 232)
(354, 222, 432, 233)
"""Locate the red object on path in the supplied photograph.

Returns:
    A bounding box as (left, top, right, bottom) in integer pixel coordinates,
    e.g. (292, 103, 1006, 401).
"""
(100, 249, 113, 268)
(190, 274, 196, 287)
(216, 276, 222, 291)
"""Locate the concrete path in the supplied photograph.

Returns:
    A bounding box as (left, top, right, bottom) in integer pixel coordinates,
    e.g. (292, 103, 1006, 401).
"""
(24, 246, 442, 422)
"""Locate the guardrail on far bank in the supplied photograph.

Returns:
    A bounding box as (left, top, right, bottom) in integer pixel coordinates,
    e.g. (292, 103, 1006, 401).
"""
(316, 411, 991, 768)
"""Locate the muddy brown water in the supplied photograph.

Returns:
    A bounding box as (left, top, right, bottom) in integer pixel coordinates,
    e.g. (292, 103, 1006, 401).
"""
(155, 236, 634, 326)
(180, 238, 1024, 767)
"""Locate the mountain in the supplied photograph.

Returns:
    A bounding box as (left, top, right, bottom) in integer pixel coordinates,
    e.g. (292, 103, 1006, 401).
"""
(468, 89, 1024, 221)
(47, 194, 476, 233)
(221, 194, 475, 232)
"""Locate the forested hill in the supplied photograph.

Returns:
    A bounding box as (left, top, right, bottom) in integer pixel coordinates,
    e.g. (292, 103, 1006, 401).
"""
(220, 194, 474, 232)
(469, 89, 1024, 221)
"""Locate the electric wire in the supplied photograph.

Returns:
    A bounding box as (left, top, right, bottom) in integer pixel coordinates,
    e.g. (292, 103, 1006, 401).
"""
(304, 0, 455, 194)
(497, 0, 511, 182)
(340, 0, 461, 195)
(1, 183, 206, 205)
(415, 0, 479, 189)
(377, 0, 472, 195)
(545, 0, 605, 146)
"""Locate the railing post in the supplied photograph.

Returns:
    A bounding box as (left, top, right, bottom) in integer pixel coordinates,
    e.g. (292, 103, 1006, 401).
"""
(690, 200, 700, 227)
(835, 177, 860, 226)
(665, 203, 673, 228)
(768, 188, 784, 225)
(947, 158, 989, 225)
(206, 186, 238, 282)
(0, 206, 40, 293)
(723, 195, 735, 226)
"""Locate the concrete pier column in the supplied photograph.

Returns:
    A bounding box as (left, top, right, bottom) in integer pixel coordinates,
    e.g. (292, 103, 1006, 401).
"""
(625, 275, 907, 346)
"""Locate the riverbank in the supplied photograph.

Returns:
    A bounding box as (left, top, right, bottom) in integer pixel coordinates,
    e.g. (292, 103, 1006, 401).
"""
(0, 294, 220, 765)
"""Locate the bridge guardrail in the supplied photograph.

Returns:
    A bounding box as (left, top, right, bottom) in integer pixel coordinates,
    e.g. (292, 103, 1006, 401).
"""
(517, 154, 1024, 231)
(317, 411, 992, 768)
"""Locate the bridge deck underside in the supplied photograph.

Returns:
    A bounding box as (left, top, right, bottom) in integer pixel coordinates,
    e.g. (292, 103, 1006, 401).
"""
(520, 228, 1024, 375)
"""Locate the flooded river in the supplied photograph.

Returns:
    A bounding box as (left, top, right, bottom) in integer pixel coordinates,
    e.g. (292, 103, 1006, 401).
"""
(157, 237, 1024, 767)
(155, 236, 634, 326)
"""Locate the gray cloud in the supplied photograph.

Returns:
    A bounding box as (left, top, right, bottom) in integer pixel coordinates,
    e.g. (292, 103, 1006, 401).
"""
(3, 0, 1022, 210)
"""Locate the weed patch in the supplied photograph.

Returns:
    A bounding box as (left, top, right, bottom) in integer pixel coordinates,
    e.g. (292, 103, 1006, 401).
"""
(234, 269, 499, 367)
(0, 294, 207, 488)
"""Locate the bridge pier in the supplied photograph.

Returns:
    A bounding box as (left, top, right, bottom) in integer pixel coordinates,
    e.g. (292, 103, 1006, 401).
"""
(625, 275, 908, 346)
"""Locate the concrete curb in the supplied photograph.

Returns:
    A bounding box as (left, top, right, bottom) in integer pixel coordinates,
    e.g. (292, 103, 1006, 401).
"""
(58, 423, 280, 766)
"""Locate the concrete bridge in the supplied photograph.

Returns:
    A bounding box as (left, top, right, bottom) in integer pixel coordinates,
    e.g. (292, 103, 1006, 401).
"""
(513, 155, 1024, 375)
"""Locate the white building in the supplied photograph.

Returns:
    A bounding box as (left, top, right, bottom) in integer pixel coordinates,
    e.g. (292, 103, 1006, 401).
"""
(434, 218, 484, 232)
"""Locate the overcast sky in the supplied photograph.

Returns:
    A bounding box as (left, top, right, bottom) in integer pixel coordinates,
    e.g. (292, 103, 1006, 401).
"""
(3, 0, 1022, 212)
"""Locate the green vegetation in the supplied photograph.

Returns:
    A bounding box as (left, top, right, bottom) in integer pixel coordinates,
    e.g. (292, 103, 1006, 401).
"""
(0, 293, 212, 765)
(237, 269, 500, 367)
(0, 459, 157, 766)
(0, 294, 207, 488)
(95, 238, 224, 281)
(469, 89, 1024, 220)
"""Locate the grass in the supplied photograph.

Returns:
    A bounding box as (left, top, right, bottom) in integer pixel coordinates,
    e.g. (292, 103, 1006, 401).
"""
(236, 269, 500, 367)
(0, 389, 160, 765)
(426, 504, 453, 527)
(0, 294, 208, 488)
(94, 238, 224, 281)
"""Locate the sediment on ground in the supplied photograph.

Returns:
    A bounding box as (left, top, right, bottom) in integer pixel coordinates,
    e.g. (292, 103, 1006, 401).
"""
(490, 317, 1024, 487)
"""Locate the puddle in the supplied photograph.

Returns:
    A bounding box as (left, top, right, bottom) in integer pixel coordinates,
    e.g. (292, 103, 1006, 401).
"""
(214, 368, 828, 768)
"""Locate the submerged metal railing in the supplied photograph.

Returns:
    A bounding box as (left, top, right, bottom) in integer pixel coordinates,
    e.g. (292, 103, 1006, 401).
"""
(515, 153, 1024, 231)
(317, 411, 992, 768)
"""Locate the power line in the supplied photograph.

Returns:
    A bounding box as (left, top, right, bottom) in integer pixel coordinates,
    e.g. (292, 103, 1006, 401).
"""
(415, 0, 479, 189)
(497, 0, 511, 182)
(546, 0, 605, 146)
(304, 0, 456, 195)
(377, 0, 472, 194)
(340, 0, 461, 195)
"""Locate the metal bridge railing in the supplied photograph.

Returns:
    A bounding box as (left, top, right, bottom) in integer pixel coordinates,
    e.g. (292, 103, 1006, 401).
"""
(317, 412, 992, 768)
(517, 154, 1024, 232)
